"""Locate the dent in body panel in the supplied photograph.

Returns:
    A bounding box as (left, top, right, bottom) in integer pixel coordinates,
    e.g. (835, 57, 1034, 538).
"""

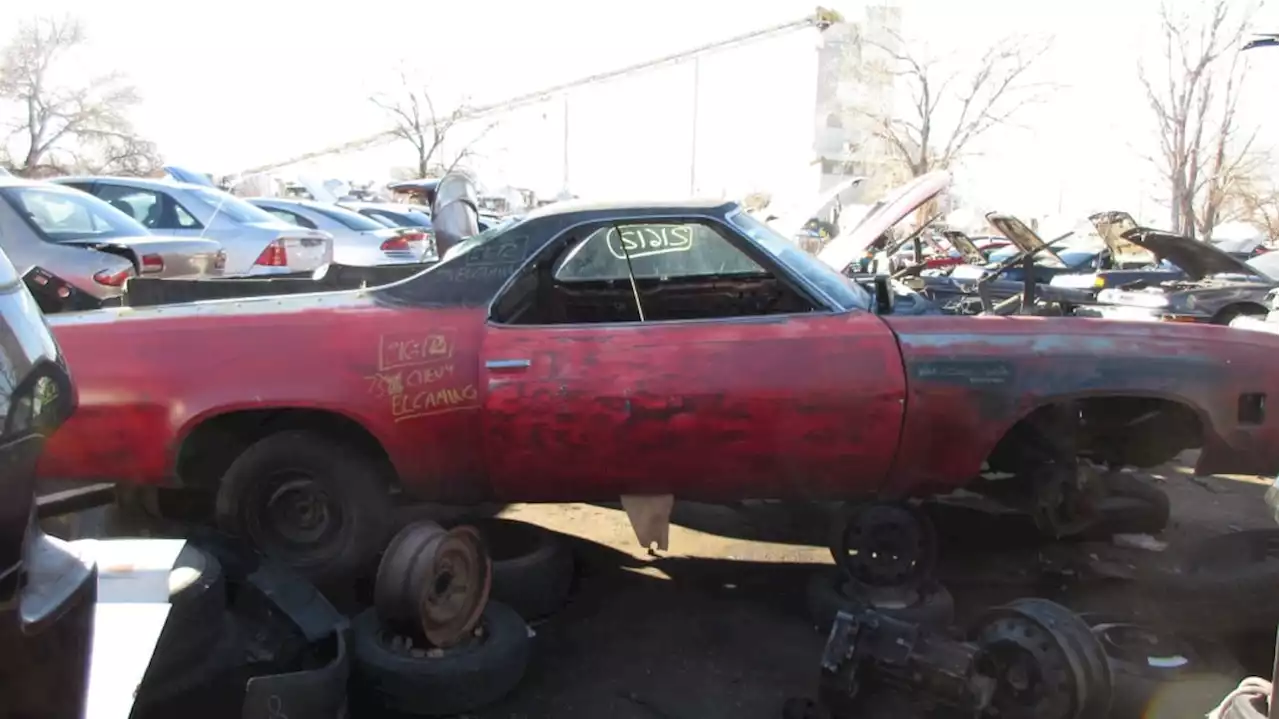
(882, 316, 1276, 495)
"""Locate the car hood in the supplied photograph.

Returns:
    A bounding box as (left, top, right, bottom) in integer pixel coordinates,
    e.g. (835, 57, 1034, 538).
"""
(769, 175, 865, 240)
(939, 230, 987, 264)
(1088, 211, 1152, 265)
(985, 214, 1069, 268)
(1121, 227, 1270, 281)
(817, 170, 951, 272)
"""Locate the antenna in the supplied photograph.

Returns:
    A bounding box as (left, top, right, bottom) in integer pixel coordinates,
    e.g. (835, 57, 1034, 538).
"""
(615, 225, 646, 322)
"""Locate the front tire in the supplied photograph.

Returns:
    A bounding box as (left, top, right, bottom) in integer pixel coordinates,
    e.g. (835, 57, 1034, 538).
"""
(215, 430, 393, 585)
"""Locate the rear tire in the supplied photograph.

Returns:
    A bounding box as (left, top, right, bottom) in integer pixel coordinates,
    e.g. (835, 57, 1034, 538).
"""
(215, 431, 393, 585)
(463, 518, 574, 620)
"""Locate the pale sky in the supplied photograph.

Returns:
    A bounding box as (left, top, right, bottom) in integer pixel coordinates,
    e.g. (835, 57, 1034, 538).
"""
(15, 0, 1280, 226)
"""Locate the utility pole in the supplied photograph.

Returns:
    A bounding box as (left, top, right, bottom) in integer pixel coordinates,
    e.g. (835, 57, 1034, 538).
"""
(562, 94, 571, 195)
(689, 57, 701, 196)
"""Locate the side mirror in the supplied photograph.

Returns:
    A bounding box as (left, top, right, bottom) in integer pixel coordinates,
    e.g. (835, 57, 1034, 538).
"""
(874, 275, 896, 315)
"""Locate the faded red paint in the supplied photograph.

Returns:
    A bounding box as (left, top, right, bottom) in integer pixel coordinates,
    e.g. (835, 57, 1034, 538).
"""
(37, 294, 1279, 504)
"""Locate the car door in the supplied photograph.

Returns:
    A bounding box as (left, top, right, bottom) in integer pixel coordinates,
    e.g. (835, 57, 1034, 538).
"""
(479, 216, 906, 503)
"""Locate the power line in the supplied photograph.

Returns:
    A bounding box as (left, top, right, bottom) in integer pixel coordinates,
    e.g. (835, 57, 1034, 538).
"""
(240, 9, 842, 176)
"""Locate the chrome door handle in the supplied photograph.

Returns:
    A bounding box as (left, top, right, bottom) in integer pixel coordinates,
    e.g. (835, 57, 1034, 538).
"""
(486, 359, 531, 371)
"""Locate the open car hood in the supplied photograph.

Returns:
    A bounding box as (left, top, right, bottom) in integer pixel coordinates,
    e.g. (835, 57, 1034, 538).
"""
(985, 213, 1068, 268)
(769, 175, 865, 240)
(1088, 211, 1151, 265)
(817, 170, 951, 272)
(938, 229, 987, 264)
(1120, 227, 1270, 281)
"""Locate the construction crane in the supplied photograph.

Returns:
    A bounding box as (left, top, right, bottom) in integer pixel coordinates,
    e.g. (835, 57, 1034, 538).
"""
(238, 8, 842, 177)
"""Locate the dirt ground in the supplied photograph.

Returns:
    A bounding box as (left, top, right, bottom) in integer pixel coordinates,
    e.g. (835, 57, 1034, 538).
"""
(458, 461, 1275, 719)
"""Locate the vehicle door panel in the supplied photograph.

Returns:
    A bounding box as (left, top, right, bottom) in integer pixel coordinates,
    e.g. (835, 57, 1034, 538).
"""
(481, 310, 906, 502)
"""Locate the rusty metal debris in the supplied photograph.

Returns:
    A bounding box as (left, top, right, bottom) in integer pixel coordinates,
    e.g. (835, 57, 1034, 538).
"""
(816, 598, 1111, 719)
(374, 520, 492, 648)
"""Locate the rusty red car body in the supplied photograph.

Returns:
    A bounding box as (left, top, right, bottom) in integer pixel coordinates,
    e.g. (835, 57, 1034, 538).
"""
(36, 199, 1279, 509)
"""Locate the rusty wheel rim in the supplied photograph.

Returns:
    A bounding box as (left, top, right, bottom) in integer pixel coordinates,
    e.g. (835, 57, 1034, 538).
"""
(374, 521, 492, 648)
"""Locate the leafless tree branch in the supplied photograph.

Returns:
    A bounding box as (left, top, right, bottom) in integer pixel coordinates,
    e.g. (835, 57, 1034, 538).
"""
(370, 73, 494, 179)
(0, 15, 159, 176)
(1140, 0, 1259, 238)
(842, 30, 1054, 178)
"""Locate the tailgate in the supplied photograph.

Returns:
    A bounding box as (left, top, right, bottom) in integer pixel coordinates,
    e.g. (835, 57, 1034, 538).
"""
(279, 231, 333, 271)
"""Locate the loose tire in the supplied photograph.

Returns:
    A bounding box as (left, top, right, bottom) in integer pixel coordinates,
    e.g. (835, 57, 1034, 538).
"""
(215, 431, 393, 585)
(133, 616, 246, 719)
(805, 568, 954, 633)
(137, 544, 229, 686)
(465, 518, 574, 620)
(352, 602, 531, 717)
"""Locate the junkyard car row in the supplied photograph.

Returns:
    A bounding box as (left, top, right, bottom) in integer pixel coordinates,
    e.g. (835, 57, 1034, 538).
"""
(1, 163, 1277, 718)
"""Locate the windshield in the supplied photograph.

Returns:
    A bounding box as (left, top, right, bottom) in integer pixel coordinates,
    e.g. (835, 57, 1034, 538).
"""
(986, 245, 1095, 269)
(187, 186, 284, 224)
(308, 204, 387, 232)
(729, 210, 869, 311)
(1245, 251, 1278, 281)
(1, 185, 148, 242)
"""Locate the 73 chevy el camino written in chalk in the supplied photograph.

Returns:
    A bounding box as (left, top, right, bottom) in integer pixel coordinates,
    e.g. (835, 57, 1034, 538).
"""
(37, 173, 1279, 582)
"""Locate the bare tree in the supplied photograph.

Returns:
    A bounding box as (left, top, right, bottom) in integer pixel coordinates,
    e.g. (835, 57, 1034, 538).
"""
(843, 31, 1053, 178)
(1139, 0, 1259, 238)
(1223, 151, 1279, 240)
(371, 73, 496, 179)
(0, 16, 161, 176)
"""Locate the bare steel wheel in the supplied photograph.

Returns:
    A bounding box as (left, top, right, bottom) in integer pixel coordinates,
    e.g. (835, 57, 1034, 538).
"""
(829, 502, 937, 591)
(374, 520, 493, 648)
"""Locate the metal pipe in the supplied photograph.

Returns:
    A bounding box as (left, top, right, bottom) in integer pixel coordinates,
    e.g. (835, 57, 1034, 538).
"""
(690, 57, 701, 195)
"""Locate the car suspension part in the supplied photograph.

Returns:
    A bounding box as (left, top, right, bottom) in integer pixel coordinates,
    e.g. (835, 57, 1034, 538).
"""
(374, 520, 492, 648)
(817, 598, 1110, 719)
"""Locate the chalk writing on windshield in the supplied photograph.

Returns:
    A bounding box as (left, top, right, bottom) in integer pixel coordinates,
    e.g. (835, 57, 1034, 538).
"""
(602, 224, 695, 260)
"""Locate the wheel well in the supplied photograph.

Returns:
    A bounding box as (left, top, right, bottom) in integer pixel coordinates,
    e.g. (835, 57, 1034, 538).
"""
(986, 396, 1205, 472)
(1213, 302, 1268, 323)
(175, 409, 395, 490)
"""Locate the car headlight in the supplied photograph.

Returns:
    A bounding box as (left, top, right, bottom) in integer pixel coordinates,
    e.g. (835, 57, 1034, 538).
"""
(1093, 276, 1106, 288)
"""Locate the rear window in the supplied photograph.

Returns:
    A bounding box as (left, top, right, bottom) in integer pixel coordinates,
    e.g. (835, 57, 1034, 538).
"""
(310, 205, 387, 232)
(187, 187, 282, 224)
(0, 186, 148, 242)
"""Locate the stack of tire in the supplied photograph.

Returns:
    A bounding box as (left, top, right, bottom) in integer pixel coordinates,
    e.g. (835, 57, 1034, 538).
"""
(805, 503, 955, 632)
(351, 518, 575, 717)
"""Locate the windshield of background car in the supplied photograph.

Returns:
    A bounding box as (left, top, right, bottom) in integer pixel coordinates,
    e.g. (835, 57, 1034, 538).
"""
(729, 210, 870, 310)
(310, 204, 388, 232)
(986, 245, 1094, 269)
(187, 186, 284, 224)
(1245, 251, 1278, 280)
(1, 185, 149, 242)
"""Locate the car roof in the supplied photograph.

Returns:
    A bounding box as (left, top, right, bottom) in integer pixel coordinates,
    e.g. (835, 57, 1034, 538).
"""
(521, 197, 738, 221)
(53, 175, 215, 193)
(248, 197, 348, 212)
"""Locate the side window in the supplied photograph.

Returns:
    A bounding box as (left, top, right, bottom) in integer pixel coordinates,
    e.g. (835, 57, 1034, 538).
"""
(266, 208, 317, 229)
(95, 185, 156, 224)
(492, 219, 818, 326)
(94, 185, 202, 230)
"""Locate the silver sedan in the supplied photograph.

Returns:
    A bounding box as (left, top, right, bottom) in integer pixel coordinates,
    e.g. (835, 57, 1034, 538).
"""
(0, 176, 224, 302)
(52, 176, 332, 276)
(248, 198, 433, 265)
